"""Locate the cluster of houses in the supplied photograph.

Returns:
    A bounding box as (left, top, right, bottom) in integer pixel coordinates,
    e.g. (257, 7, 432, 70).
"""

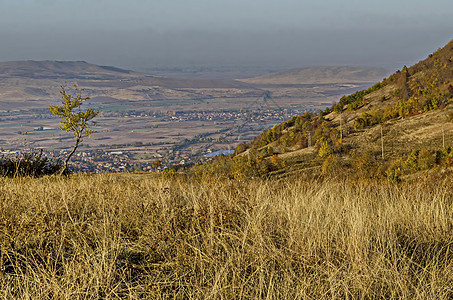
(168, 109, 306, 123)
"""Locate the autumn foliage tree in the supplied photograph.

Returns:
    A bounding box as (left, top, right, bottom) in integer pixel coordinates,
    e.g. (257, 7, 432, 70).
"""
(50, 84, 98, 175)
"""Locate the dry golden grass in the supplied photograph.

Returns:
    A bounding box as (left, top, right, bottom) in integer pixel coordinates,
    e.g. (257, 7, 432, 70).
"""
(0, 174, 452, 299)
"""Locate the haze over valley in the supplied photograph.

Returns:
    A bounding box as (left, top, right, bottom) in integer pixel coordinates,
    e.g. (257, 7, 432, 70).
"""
(0, 60, 388, 171)
(1, 0, 452, 172)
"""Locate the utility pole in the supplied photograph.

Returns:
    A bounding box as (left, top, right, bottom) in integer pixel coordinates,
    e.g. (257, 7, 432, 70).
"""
(381, 125, 384, 160)
(442, 123, 445, 149)
(340, 111, 343, 140)
(308, 131, 312, 147)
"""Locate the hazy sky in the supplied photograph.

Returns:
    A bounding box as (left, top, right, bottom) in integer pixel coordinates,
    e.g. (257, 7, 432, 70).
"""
(0, 0, 452, 71)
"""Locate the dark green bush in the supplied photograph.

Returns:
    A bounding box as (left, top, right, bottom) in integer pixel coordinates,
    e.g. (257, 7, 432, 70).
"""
(0, 150, 66, 177)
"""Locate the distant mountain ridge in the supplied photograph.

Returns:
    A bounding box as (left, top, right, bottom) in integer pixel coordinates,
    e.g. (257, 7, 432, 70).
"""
(238, 66, 389, 85)
(0, 60, 249, 94)
(0, 61, 392, 106)
(0, 60, 139, 79)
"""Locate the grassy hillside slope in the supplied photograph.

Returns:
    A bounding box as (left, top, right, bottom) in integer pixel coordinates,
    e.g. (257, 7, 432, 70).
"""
(224, 39, 453, 180)
(0, 174, 451, 298)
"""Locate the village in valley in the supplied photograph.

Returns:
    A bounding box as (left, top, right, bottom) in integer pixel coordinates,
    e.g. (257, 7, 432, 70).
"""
(1, 105, 320, 172)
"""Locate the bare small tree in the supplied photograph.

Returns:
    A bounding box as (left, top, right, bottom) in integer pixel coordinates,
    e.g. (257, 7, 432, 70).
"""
(50, 84, 98, 175)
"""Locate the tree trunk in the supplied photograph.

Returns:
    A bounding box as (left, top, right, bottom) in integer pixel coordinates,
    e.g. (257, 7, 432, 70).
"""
(60, 138, 80, 175)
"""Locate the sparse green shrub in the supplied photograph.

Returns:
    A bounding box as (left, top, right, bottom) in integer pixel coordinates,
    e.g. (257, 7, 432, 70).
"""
(418, 148, 435, 170)
(435, 147, 453, 166)
(321, 154, 340, 176)
(152, 159, 162, 169)
(333, 82, 385, 112)
(333, 103, 343, 113)
(265, 146, 274, 155)
(352, 152, 381, 179)
(405, 149, 420, 171)
(234, 143, 248, 155)
(353, 116, 367, 131)
(229, 154, 269, 179)
(316, 137, 332, 158)
(270, 154, 285, 170)
(436, 147, 453, 167)
(386, 158, 404, 182)
(435, 149, 445, 165)
(161, 166, 177, 179)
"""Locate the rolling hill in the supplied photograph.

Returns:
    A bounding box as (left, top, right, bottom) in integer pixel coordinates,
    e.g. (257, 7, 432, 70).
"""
(0, 60, 245, 92)
(0, 60, 252, 112)
(237, 66, 389, 85)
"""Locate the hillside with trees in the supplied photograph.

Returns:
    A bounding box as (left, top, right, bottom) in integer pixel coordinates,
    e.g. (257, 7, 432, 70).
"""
(191, 39, 453, 181)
